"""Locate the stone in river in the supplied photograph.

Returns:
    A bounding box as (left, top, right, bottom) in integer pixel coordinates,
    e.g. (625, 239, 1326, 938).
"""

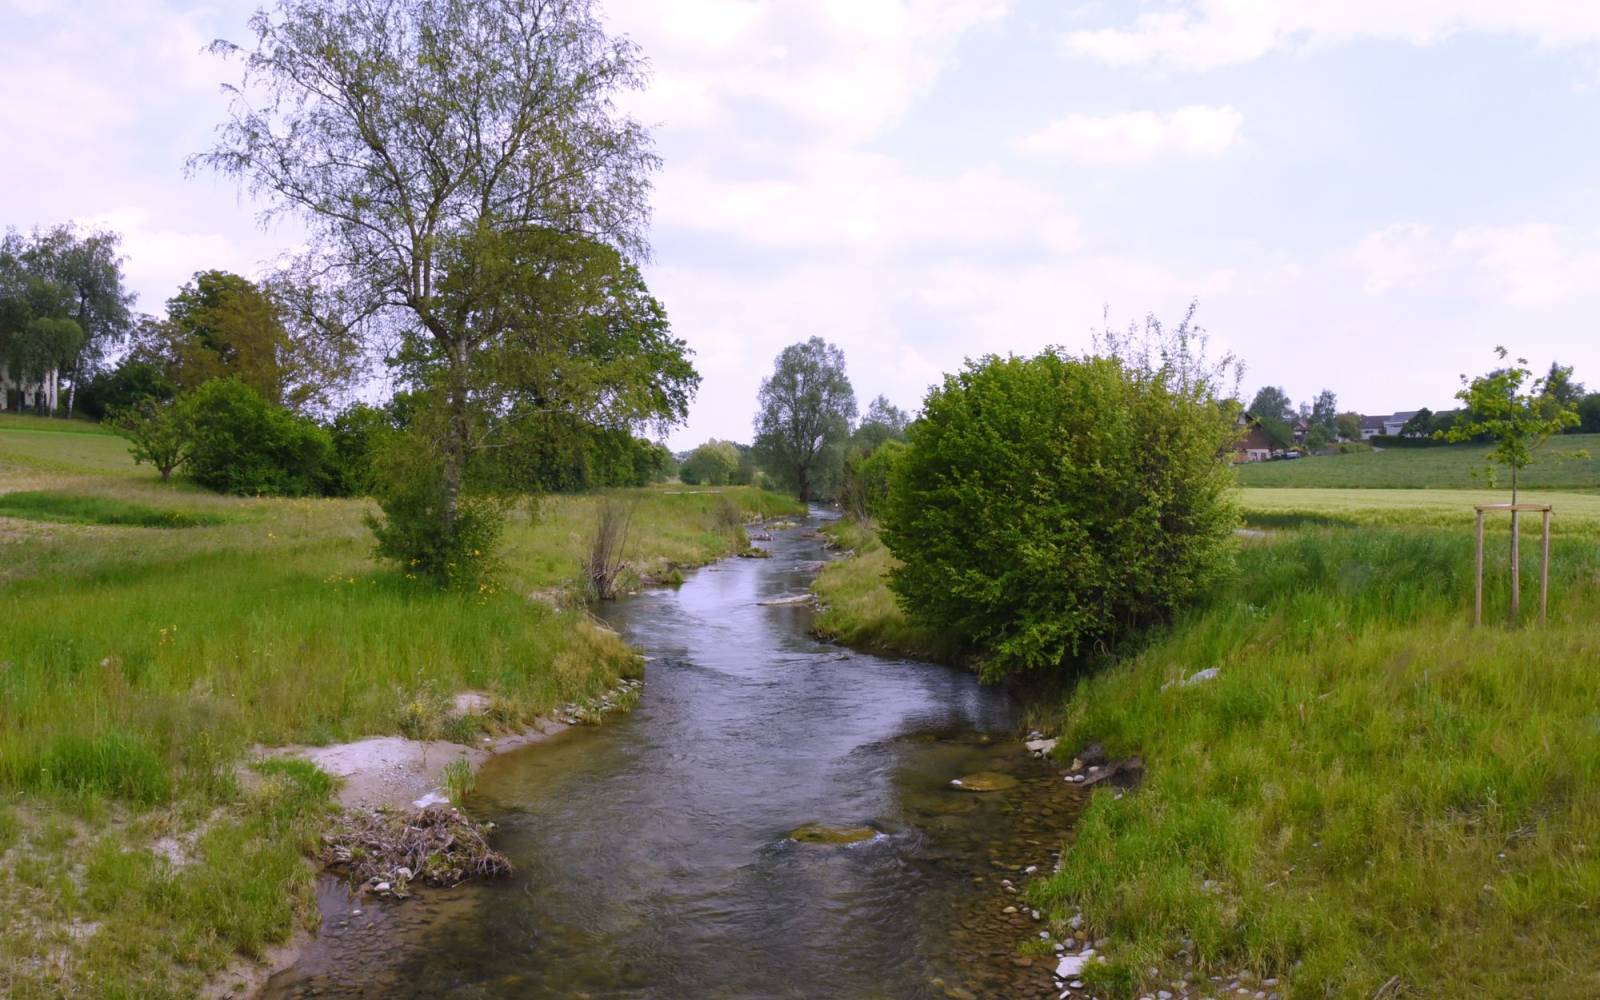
(950, 771, 1019, 792)
(787, 822, 879, 844)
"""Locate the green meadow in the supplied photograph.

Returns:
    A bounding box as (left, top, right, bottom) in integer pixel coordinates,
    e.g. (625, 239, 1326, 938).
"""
(0, 413, 801, 997)
(815, 491, 1600, 998)
(1236, 434, 1600, 490)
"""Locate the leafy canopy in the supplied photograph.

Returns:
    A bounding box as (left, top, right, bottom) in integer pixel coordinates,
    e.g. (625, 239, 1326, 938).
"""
(883, 307, 1240, 679)
(1437, 346, 1579, 501)
(752, 337, 857, 503)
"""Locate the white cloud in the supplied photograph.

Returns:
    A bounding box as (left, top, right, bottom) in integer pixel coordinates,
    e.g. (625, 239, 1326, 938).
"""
(1015, 105, 1243, 163)
(656, 149, 1081, 254)
(1062, 1, 1600, 70)
(1345, 222, 1600, 306)
(610, 0, 1009, 138)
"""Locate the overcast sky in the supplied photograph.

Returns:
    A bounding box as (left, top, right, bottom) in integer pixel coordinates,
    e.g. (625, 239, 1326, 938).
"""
(5, 1, 1600, 448)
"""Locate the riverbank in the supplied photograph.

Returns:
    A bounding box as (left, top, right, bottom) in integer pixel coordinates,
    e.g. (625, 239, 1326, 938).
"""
(810, 496, 1600, 998)
(0, 418, 803, 997)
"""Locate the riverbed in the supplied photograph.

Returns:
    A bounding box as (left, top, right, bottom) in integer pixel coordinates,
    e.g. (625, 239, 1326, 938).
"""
(263, 513, 1082, 998)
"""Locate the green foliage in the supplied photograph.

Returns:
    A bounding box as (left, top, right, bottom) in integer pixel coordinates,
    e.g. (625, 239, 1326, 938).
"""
(325, 402, 395, 497)
(1302, 423, 1332, 451)
(841, 439, 907, 521)
(111, 397, 195, 482)
(79, 359, 175, 419)
(1399, 407, 1433, 436)
(1579, 392, 1600, 434)
(131, 270, 359, 413)
(1333, 411, 1362, 441)
(884, 345, 1239, 679)
(852, 393, 910, 450)
(199, 1, 678, 583)
(367, 429, 505, 588)
(5, 731, 172, 805)
(753, 337, 857, 502)
(680, 439, 740, 486)
(184, 378, 335, 496)
(1256, 414, 1295, 449)
(0, 490, 226, 528)
(1247, 385, 1292, 422)
(1438, 347, 1580, 501)
(1, 223, 135, 417)
(1307, 389, 1337, 432)
(1037, 523, 1600, 998)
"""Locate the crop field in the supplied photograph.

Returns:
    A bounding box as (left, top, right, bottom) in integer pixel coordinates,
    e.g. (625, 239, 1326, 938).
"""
(1235, 434, 1600, 491)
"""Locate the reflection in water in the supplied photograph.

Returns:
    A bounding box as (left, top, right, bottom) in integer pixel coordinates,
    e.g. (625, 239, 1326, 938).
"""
(265, 513, 1081, 999)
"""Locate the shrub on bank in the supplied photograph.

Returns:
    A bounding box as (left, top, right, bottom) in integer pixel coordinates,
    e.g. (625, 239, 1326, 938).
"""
(185, 378, 336, 497)
(882, 348, 1238, 679)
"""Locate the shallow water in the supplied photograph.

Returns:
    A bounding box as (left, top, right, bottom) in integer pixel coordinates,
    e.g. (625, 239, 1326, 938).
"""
(264, 512, 1080, 999)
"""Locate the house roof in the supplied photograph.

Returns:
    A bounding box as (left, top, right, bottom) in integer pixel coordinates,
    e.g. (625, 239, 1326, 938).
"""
(1359, 414, 1388, 430)
(1387, 410, 1422, 424)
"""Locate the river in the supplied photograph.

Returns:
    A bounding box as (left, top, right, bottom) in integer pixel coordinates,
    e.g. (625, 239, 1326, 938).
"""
(263, 513, 1081, 999)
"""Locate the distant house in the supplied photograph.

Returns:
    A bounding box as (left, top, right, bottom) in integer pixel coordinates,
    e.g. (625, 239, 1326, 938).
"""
(1358, 410, 1422, 440)
(1234, 415, 1275, 463)
(0, 365, 59, 414)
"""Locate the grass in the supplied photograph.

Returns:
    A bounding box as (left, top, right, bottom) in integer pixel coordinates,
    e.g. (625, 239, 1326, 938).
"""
(1237, 434, 1600, 490)
(814, 499, 1600, 997)
(0, 491, 229, 528)
(0, 415, 803, 996)
(811, 519, 961, 662)
(0, 413, 145, 479)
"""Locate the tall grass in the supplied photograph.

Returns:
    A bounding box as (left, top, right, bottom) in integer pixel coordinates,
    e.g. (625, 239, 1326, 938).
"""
(0, 491, 229, 528)
(0, 478, 801, 995)
(1035, 525, 1600, 998)
(811, 519, 963, 662)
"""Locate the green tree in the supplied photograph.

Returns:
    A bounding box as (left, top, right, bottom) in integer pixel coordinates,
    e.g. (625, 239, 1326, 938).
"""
(1578, 393, 1600, 434)
(196, 0, 665, 577)
(680, 440, 740, 486)
(1309, 389, 1338, 432)
(15, 224, 135, 417)
(1334, 411, 1362, 441)
(883, 336, 1238, 679)
(184, 378, 335, 497)
(1438, 348, 1579, 503)
(1542, 362, 1585, 431)
(1400, 408, 1433, 437)
(0, 238, 84, 413)
(1257, 415, 1295, 450)
(753, 337, 857, 503)
(79, 359, 176, 419)
(1248, 385, 1293, 422)
(112, 398, 195, 483)
(841, 438, 907, 521)
(852, 394, 910, 450)
(135, 270, 356, 412)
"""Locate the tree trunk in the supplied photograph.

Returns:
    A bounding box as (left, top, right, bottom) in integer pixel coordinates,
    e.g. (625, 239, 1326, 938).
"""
(65, 360, 77, 419)
(441, 353, 469, 540)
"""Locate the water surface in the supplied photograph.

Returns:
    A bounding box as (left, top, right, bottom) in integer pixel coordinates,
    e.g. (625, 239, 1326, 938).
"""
(265, 513, 1078, 998)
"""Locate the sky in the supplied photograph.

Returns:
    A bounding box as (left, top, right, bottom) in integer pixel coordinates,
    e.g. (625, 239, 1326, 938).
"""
(4, 1, 1600, 449)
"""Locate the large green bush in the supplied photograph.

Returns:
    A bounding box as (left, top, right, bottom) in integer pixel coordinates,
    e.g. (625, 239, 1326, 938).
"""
(679, 439, 740, 486)
(185, 378, 335, 497)
(882, 349, 1239, 678)
(366, 428, 504, 589)
(841, 439, 907, 521)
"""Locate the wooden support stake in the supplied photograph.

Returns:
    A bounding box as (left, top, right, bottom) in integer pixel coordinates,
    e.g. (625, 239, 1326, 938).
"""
(1510, 508, 1521, 622)
(1541, 508, 1551, 625)
(1474, 510, 1485, 628)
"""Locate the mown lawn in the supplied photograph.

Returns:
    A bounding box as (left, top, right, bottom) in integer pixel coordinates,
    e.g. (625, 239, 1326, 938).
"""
(1236, 434, 1600, 490)
(814, 497, 1600, 998)
(0, 416, 803, 997)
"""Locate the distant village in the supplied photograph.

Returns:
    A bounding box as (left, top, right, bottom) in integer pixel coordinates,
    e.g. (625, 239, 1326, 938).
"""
(1235, 409, 1427, 463)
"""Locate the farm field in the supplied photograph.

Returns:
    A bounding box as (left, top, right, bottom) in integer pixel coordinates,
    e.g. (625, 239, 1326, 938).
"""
(1236, 434, 1600, 490)
(0, 414, 802, 997)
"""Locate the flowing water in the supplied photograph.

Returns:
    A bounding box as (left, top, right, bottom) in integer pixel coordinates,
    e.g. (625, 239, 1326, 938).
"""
(264, 513, 1083, 999)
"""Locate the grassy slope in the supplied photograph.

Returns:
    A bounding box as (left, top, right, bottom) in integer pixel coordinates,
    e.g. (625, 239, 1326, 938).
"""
(0, 415, 803, 998)
(1237, 434, 1600, 490)
(812, 519, 960, 662)
(816, 498, 1600, 998)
